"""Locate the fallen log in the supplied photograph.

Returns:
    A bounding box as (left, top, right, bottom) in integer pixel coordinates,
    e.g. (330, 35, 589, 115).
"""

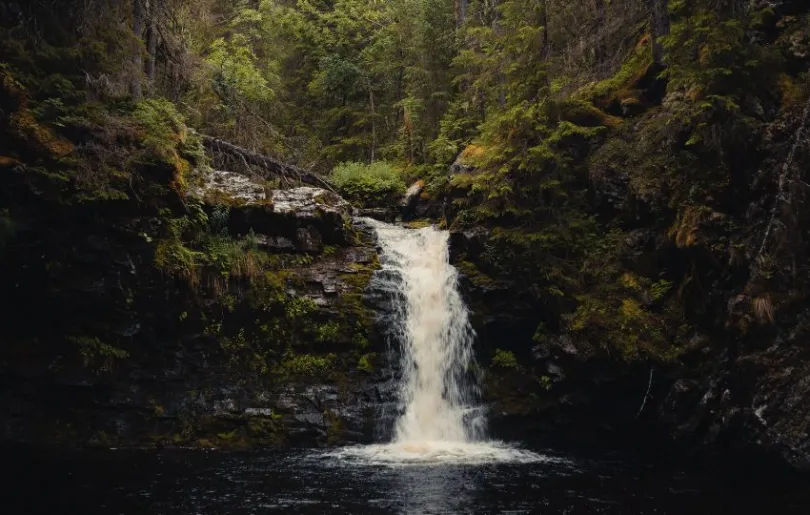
(200, 135, 336, 193)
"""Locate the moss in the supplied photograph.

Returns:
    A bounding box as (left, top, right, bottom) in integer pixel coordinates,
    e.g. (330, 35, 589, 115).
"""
(315, 322, 342, 344)
(456, 259, 498, 289)
(324, 409, 345, 446)
(280, 353, 335, 376)
(333, 253, 380, 345)
(777, 73, 805, 109)
(352, 333, 370, 350)
(491, 349, 520, 370)
(575, 34, 655, 111)
(246, 416, 285, 446)
(217, 429, 238, 441)
(405, 220, 432, 229)
(559, 99, 623, 129)
(457, 144, 487, 166)
(10, 109, 75, 157)
(357, 352, 376, 373)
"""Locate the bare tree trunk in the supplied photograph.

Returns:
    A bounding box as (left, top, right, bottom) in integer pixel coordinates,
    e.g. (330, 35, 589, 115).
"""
(539, 0, 551, 94)
(145, 0, 157, 89)
(369, 88, 376, 163)
(456, 0, 468, 27)
(541, 0, 550, 62)
(492, 0, 506, 108)
(131, 0, 144, 100)
(644, 0, 671, 65)
(594, 0, 607, 65)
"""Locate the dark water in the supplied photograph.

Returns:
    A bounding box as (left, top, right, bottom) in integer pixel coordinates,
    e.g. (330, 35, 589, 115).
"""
(4, 445, 810, 514)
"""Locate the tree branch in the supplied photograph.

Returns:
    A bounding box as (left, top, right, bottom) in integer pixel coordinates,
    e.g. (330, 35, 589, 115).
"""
(200, 135, 337, 193)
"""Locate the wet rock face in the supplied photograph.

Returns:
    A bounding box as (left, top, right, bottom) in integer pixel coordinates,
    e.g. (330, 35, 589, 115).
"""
(270, 187, 352, 222)
(0, 162, 392, 450)
(659, 308, 810, 471)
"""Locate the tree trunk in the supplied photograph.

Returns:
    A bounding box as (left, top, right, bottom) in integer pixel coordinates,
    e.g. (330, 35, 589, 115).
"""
(594, 0, 607, 65)
(369, 88, 376, 163)
(200, 135, 337, 192)
(541, 0, 550, 62)
(131, 0, 144, 100)
(644, 0, 671, 65)
(146, 0, 157, 89)
(456, 0, 468, 28)
(492, 0, 506, 108)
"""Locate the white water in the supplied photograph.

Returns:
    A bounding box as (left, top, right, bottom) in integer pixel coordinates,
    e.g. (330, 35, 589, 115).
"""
(328, 219, 546, 466)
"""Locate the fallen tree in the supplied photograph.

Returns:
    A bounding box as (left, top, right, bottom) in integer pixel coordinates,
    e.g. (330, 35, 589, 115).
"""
(200, 135, 336, 193)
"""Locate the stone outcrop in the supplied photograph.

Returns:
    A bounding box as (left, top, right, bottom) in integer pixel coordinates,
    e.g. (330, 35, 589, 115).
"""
(0, 159, 395, 449)
(191, 169, 353, 249)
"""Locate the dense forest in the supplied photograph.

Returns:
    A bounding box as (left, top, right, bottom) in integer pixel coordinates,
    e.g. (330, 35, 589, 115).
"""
(2, 0, 810, 470)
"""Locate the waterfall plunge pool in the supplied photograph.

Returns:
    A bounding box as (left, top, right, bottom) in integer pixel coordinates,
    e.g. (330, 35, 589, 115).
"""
(5, 445, 810, 514)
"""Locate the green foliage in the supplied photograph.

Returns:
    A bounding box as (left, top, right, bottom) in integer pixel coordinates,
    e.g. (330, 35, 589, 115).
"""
(662, 3, 776, 98)
(315, 322, 342, 344)
(281, 353, 335, 377)
(133, 99, 188, 158)
(206, 35, 279, 105)
(331, 161, 406, 207)
(565, 229, 685, 363)
(357, 353, 376, 373)
(67, 336, 130, 369)
(491, 349, 519, 370)
(352, 333, 370, 350)
(576, 37, 653, 110)
(537, 375, 552, 391)
(153, 200, 269, 288)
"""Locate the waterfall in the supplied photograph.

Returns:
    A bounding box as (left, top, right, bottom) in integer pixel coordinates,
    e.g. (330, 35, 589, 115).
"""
(368, 218, 485, 444)
(328, 219, 544, 465)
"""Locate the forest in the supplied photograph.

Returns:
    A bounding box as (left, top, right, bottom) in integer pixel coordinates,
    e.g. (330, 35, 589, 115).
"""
(2, 0, 810, 479)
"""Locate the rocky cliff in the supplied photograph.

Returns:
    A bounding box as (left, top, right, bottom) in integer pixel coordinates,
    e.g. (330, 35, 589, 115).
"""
(425, 3, 810, 471)
(0, 80, 400, 448)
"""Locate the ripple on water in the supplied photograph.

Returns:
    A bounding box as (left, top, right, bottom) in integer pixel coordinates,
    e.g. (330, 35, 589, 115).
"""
(319, 440, 570, 467)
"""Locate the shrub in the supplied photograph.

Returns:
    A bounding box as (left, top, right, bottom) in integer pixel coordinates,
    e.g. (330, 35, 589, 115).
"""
(330, 161, 406, 207)
(133, 98, 187, 156)
(491, 349, 519, 370)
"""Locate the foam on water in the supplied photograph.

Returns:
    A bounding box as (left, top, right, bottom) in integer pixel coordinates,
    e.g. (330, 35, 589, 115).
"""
(325, 441, 556, 467)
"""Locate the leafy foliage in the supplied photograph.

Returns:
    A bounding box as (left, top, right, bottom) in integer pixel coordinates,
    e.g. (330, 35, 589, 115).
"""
(491, 349, 520, 370)
(331, 161, 406, 207)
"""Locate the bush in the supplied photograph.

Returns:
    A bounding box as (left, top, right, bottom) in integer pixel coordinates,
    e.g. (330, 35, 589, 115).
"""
(491, 349, 519, 370)
(330, 161, 406, 207)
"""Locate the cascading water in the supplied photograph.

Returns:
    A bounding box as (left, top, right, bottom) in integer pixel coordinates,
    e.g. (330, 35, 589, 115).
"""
(371, 218, 484, 444)
(329, 219, 546, 465)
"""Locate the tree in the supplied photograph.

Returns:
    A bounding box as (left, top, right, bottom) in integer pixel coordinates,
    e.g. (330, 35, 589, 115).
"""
(132, 0, 145, 100)
(644, 0, 670, 64)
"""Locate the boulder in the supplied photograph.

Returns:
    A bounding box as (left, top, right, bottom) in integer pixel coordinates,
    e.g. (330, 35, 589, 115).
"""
(190, 169, 353, 249)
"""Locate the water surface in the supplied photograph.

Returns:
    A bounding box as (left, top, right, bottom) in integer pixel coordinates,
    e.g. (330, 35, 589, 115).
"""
(5, 446, 810, 514)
